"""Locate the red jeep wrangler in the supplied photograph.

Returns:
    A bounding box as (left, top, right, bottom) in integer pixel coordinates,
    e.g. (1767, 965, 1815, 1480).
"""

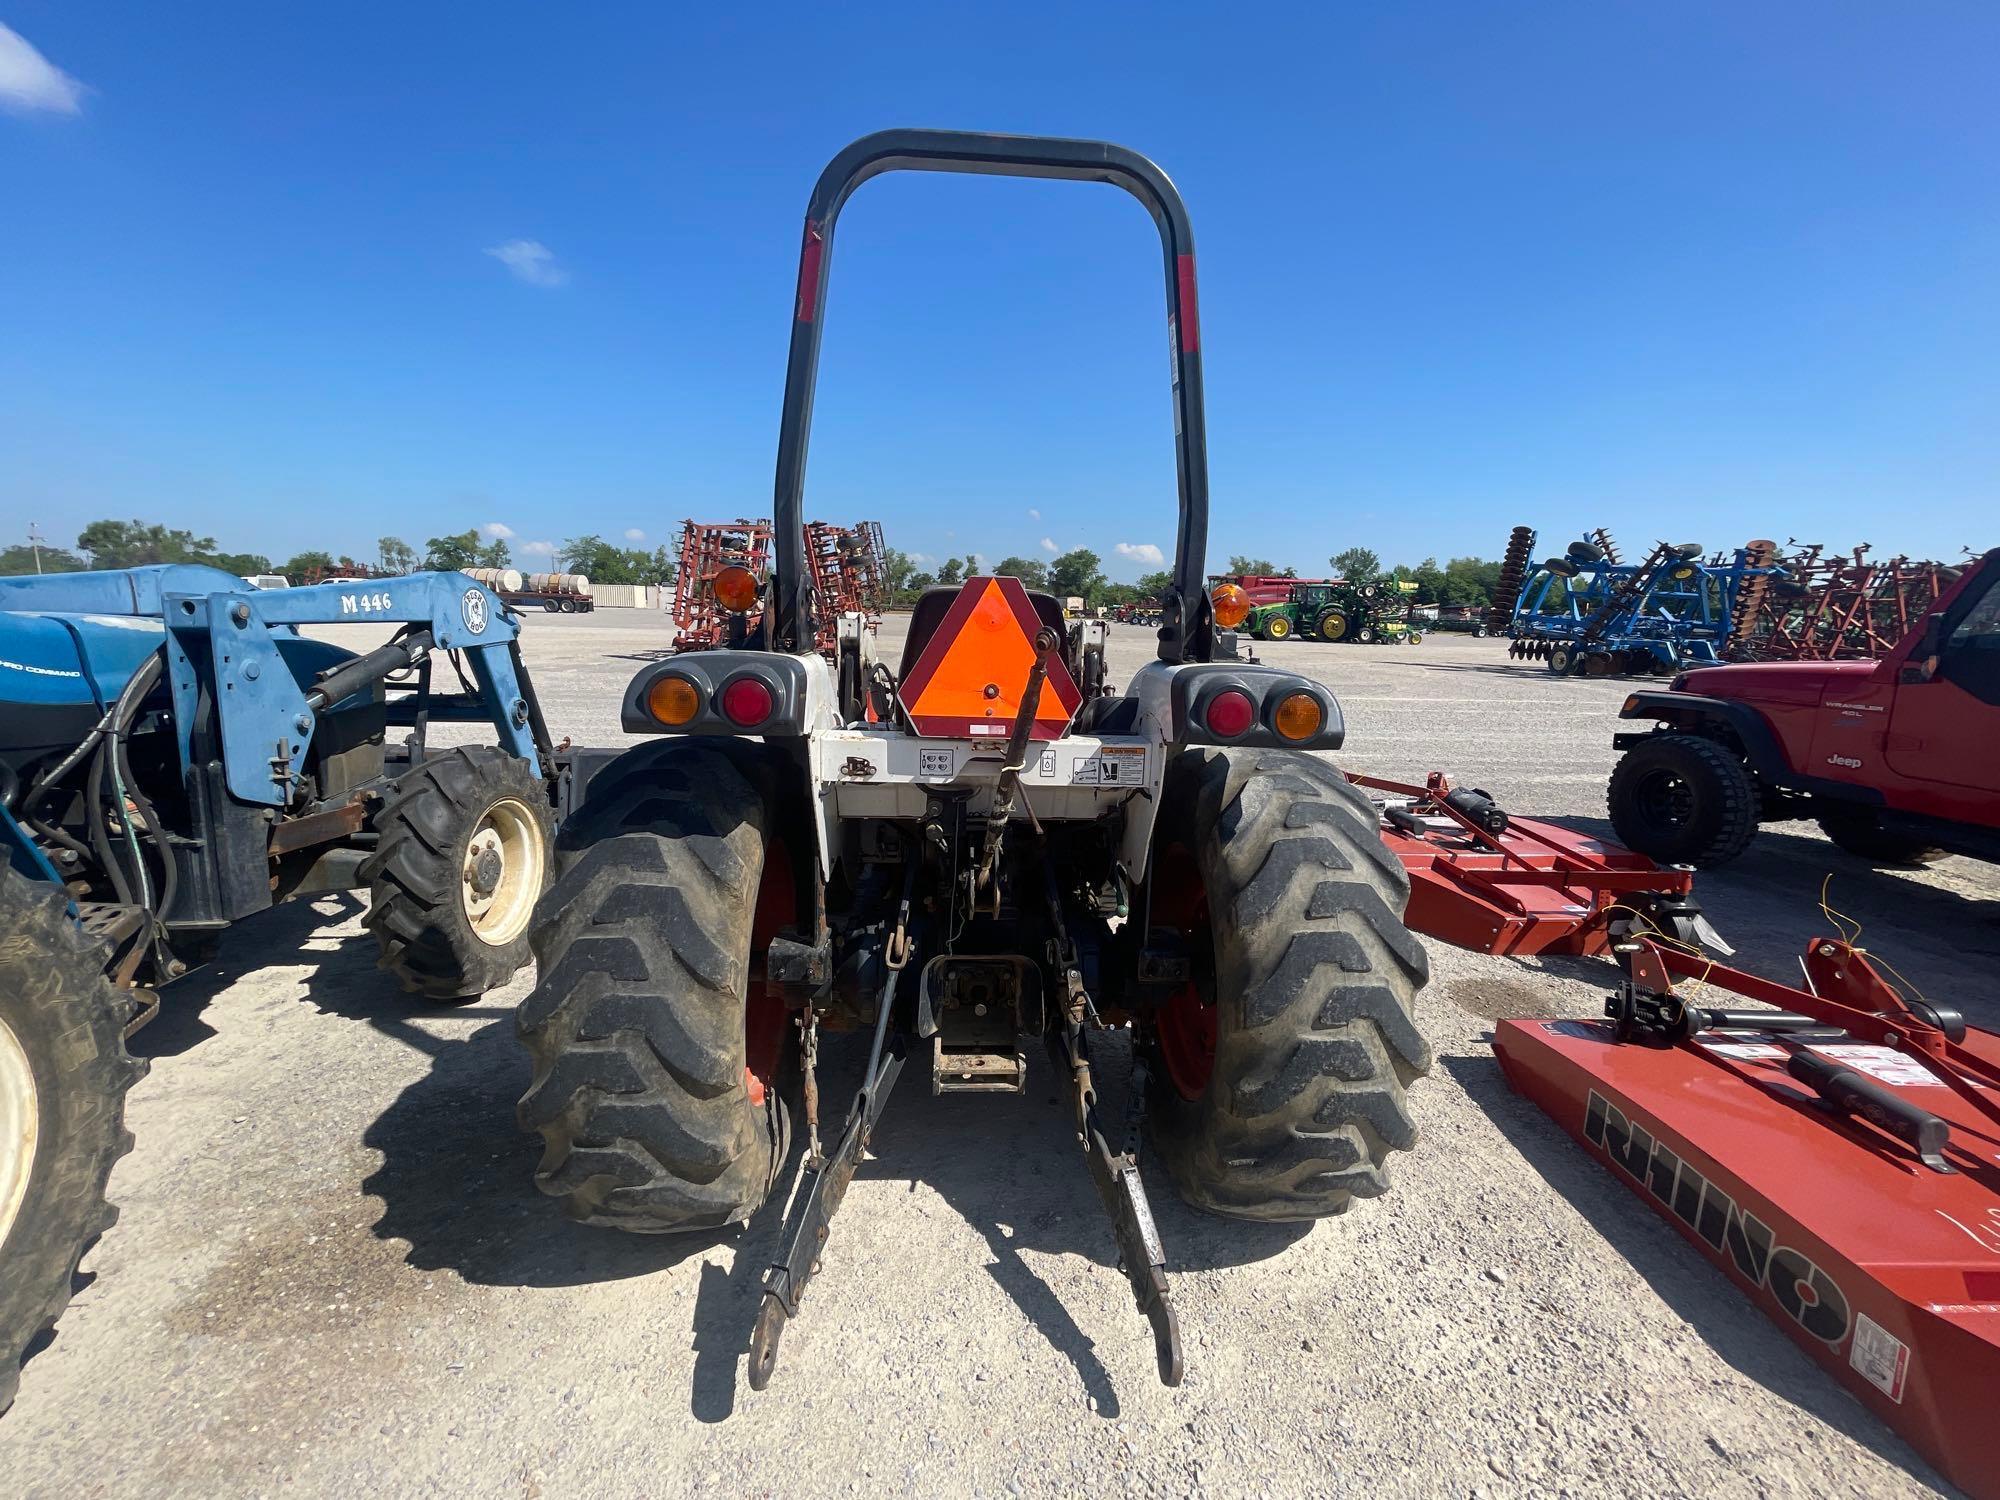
(1607, 548, 2000, 867)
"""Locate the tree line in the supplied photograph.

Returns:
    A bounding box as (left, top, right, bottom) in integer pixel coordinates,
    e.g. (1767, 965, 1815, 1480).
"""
(1223, 546, 1504, 608)
(880, 547, 1173, 611)
(875, 543, 1504, 610)
(0, 519, 679, 586)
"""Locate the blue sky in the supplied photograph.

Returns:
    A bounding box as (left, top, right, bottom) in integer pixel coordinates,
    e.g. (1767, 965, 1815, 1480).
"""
(1, 4, 1993, 582)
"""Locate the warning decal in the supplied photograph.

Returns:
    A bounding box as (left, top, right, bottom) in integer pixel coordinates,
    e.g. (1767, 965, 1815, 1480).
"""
(1072, 745, 1145, 786)
(1806, 1044, 1944, 1087)
(1849, 1313, 1911, 1403)
(1695, 1038, 1790, 1060)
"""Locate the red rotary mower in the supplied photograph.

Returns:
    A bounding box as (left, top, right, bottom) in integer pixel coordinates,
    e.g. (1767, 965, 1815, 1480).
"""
(1496, 938, 2000, 1500)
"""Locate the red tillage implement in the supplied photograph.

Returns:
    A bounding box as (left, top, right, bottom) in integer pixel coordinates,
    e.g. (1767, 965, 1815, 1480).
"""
(1346, 771, 1701, 956)
(1495, 938, 2000, 1500)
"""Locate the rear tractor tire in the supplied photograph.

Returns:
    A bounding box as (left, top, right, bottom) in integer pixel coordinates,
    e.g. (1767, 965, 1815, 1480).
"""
(1316, 609, 1347, 643)
(0, 865, 146, 1413)
(1607, 733, 1758, 867)
(1143, 749, 1432, 1220)
(362, 745, 555, 1002)
(515, 743, 796, 1231)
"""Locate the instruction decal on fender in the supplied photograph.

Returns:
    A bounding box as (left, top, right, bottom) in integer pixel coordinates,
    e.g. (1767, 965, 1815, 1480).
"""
(917, 748, 955, 777)
(1849, 1313, 1910, 1403)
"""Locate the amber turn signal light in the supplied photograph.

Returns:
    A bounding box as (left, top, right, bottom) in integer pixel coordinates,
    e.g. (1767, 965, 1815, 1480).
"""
(1273, 691, 1323, 741)
(713, 564, 761, 613)
(1210, 583, 1250, 628)
(646, 674, 702, 726)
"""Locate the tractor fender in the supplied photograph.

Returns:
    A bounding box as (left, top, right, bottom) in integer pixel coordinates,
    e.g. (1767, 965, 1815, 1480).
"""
(1614, 692, 1884, 805)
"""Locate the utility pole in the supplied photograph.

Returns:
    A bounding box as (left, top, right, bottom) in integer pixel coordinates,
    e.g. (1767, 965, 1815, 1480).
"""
(27, 522, 46, 574)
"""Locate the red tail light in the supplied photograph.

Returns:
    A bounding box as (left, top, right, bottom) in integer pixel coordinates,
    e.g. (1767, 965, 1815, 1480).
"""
(1203, 689, 1255, 738)
(721, 676, 774, 727)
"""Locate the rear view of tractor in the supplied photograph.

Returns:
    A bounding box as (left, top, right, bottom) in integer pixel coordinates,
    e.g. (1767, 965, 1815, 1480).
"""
(515, 130, 1433, 1386)
(0, 566, 558, 1409)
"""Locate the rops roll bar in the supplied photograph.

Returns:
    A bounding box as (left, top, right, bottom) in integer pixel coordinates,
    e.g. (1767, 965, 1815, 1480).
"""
(769, 129, 1213, 662)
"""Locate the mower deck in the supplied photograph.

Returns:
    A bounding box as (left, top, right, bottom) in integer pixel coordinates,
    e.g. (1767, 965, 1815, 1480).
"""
(1348, 771, 1699, 956)
(1494, 959, 2000, 1500)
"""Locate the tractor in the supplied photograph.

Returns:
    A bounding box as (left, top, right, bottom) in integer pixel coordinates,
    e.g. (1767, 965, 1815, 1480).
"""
(514, 130, 1433, 1387)
(0, 566, 559, 1409)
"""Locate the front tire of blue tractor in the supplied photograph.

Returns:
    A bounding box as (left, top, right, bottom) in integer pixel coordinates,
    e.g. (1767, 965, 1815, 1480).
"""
(0, 864, 146, 1413)
(1142, 749, 1432, 1221)
(515, 741, 796, 1231)
(362, 746, 555, 1003)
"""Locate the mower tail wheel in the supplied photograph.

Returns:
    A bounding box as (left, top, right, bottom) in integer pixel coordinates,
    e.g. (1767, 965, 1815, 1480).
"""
(362, 745, 555, 1002)
(1607, 733, 1758, 866)
(516, 741, 795, 1232)
(0, 865, 146, 1413)
(1143, 749, 1431, 1220)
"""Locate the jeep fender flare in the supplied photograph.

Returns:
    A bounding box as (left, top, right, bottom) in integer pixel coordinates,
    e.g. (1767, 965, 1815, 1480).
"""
(1615, 692, 1885, 806)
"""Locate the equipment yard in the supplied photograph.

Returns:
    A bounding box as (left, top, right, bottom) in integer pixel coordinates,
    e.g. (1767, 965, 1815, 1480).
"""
(4, 613, 1990, 1500)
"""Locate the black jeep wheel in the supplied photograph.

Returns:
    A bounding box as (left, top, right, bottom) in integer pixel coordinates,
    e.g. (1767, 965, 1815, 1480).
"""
(1816, 808, 1948, 867)
(516, 741, 795, 1231)
(1607, 733, 1758, 866)
(362, 745, 555, 1002)
(1142, 749, 1431, 1221)
(0, 865, 146, 1412)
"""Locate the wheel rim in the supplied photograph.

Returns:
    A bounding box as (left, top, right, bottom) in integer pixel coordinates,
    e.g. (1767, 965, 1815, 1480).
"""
(1630, 767, 1696, 834)
(1321, 612, 1345, 641)
(1269, 617, 1290, 639)
(0, 1014, 38, 1251)
(1150, 843, 1215, 1101)
(459, 796, 546, 946)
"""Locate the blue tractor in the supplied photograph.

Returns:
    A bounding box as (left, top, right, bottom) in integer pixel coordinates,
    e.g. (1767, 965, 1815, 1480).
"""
(1501, 535, 1786, 676)
(0, 564, 560, 1409)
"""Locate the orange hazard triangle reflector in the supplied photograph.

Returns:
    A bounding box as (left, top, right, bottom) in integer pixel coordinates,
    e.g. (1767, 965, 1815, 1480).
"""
(902, 576, 1082, 740)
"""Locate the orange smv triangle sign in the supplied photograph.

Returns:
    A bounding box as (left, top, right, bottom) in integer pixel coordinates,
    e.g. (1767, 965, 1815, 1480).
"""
(902, 577, 1082, 740)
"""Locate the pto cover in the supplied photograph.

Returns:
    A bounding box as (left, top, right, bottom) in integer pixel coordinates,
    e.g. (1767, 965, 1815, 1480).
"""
(901, 577, 1082, 739)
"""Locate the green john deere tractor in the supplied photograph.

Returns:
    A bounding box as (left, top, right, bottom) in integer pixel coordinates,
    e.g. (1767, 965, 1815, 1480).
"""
(1249, 582, 1351, 642)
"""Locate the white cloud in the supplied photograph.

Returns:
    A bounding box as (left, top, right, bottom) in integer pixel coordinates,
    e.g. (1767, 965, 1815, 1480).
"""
(480, 521, 515, 539)
(0, 23, 85, 116)
(520, 539, 556, 557)
(1114, 541, 1165, 565)
(484, 239, 568, 288)
(1039, 537, 1059, 554)
(1027, 508, 1041, 521)
(623, 528, 646, 542)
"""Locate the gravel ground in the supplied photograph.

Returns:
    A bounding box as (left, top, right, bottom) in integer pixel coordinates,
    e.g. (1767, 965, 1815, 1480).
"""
(5, 609, 1994, 1499)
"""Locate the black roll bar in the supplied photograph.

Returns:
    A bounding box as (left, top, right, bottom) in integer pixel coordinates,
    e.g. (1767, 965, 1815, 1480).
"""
(769, 129, 1213, 662)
